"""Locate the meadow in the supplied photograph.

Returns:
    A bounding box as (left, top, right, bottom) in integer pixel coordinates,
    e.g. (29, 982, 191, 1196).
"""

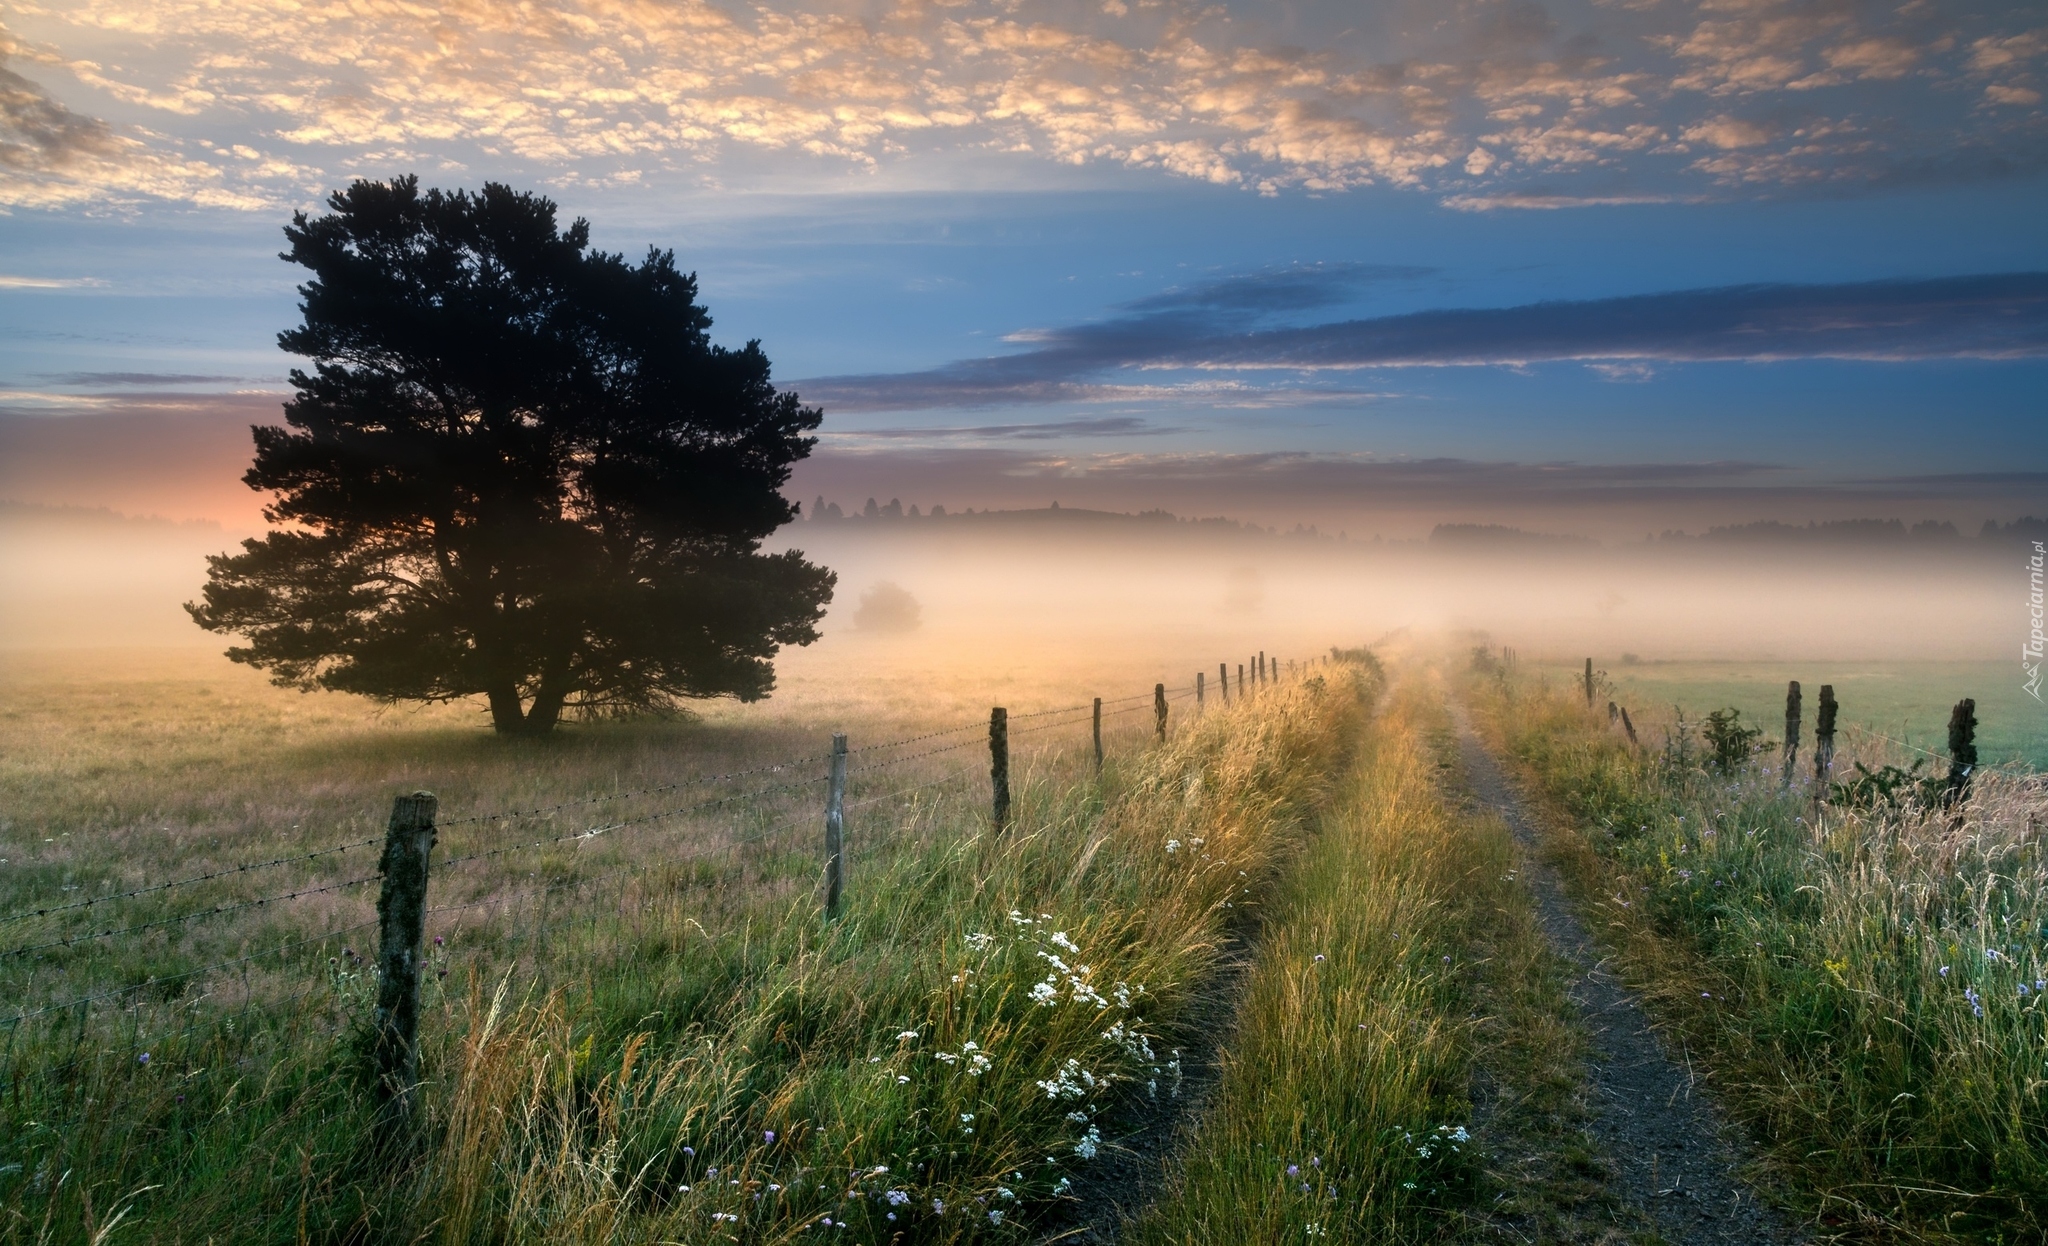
(1472, 661, 2048, 1242)
(1, 642, 1384, 1243)
(9, 631, 2044, 1245)
(1580, 657, 2048, 771)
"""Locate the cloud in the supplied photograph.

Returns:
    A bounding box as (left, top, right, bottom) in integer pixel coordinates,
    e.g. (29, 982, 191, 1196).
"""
(801, 271, 2048, 411)
(0, 26, 263, 209)
(36, 371, 247, 386)
(835, 416, 1182, 441)
(0, 273, 106, 288)
(9, 1, 2044, 209)
(1440, 192, 1697, 211)
(1119, 263, 1435, 313)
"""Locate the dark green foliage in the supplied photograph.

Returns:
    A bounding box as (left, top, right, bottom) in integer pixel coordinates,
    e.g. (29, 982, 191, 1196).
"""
(188, 177, 835, 735)
(1701, 708, 1763, 773)
(1829, 759, 1939, 810)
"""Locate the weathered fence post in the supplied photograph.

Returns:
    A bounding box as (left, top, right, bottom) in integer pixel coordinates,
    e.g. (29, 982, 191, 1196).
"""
(1092, 698, 1103, 772)
(1620, 706, 1640, 747)
(1781, 681, 1802, 783)
(1583, 658, 1594, 707)
(1945, 697, 1978, 803)
(1260, 651, 1267, 684)
(1239, 663, 1246, 696)
(990, 707, 1010, 833)
(1608, 700, 1618, 725)
(1219, 662, 1229, 704)
(1154, 683, 1167, 742)
(824, 734, 847, 918)
(374, 791, 437, 1142)
(1196, 671, 1204, 707)
(1814, 685, 1838, 781)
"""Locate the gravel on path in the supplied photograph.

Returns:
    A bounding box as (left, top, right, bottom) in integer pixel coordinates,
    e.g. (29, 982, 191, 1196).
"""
(1451, 700, 1807, 1246)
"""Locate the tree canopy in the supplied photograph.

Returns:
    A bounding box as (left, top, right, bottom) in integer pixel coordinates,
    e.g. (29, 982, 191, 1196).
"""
(188, 176, 835, 735)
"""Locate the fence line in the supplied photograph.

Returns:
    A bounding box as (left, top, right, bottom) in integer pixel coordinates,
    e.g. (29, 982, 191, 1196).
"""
(2, 651, 1310, 1118)
(0, 836, 385, 927)
(1, 872, 385, 961)
(436, 750, 836, 829)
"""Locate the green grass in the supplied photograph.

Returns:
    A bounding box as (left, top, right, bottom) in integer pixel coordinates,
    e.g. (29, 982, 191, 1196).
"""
(1553, 657, 2048, 771)
(3, 653, 1374, 1243)
(1472, 666, 2048, 1243)
(1125, 675, 1483, 1243)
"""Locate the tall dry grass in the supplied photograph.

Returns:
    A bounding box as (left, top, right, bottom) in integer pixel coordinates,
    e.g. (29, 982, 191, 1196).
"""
(1129, 671, 1516, 1245)
(1471, 667, 2048, 1242)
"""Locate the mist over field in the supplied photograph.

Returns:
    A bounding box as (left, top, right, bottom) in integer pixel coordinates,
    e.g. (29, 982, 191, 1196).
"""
(7, 497, 2039, 766)
(8, 497, 2028, 660)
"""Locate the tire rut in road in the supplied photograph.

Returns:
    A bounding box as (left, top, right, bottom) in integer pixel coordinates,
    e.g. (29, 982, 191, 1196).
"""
(1450, 700, 1806, 1246)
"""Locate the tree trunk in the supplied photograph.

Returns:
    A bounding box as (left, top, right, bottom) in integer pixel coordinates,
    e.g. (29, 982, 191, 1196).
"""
(523, 685, 570, 735)
(487, 684, 526, 735)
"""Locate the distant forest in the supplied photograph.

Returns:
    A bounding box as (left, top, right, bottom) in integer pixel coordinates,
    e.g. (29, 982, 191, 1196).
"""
(799, 499, 2047, 549)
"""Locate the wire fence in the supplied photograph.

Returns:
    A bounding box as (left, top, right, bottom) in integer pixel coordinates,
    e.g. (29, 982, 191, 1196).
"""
(0, 653, 1322, 1119)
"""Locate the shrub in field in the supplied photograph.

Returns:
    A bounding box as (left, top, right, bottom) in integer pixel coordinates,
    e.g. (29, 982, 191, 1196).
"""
(1701, 707, 1764, 774)
(1473, 675, 2048, 1241)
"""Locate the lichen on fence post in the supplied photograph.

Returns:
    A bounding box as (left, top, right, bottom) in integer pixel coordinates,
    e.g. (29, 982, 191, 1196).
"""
(824, 734, 847, 918)
(373, 790, 436, 1142)
(1945, 697, 1978, 804)
(1092, 698, 1103, 772)
(990, 707, 1010, 834)
(1782, 680, 1802, 785)
(1814, 685, 1838, 782)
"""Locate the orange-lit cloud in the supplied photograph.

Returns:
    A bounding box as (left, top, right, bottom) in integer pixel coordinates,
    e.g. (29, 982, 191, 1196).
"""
(0, 1, 2041, 210)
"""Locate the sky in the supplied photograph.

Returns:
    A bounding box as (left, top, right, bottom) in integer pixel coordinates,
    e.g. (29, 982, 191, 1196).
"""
(1, 0, 2044, 537)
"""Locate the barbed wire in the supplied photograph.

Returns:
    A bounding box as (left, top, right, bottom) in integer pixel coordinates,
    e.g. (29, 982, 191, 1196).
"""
(435, 774, 829, 874)
(437, 750, 832, 829)
(845, 734, 986, 774)
(0, 835, 383, 928)
(0, 872, 384, 961)
(846, 718, 987, 753)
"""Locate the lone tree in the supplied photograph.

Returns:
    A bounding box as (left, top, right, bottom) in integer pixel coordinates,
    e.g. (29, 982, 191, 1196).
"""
(189, 177, 835, 735)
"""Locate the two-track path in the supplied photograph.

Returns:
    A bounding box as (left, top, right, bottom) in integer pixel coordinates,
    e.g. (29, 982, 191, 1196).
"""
(1451, 700, 1807, 1245)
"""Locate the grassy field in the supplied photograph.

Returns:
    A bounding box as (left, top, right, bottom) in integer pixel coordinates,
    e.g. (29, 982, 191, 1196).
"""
(1473, 663, 2048, 1242)
(1554, 657, 2048, 772)
(1, 644, 1374, 1243)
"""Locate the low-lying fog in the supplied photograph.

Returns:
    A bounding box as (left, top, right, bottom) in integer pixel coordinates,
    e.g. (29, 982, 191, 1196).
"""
(6, 502, 2027, 672)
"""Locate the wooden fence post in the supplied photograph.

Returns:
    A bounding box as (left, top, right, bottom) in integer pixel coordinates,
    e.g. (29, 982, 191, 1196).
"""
(374, 790, 437, 1142)
(1608, 700, 1618, 724)
(990, 708, 1010, 833)
(1814, 685, 1838, 781)
(1259, 651, 1267, 684)
(1239, 663, 1246, 696)
(1154, 684, 1167, 742)
(1196, 671, 1204, 707)
(1584, 658, 1594, 707)
(1092, 698, 1103, 772)
(1220, 663, 1229, 703)
(1945, 697, 1978, 803)
(1620, 706, 1639, 747)
(824, 734, 847, 918)
(1781, 681, 1802, 783)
